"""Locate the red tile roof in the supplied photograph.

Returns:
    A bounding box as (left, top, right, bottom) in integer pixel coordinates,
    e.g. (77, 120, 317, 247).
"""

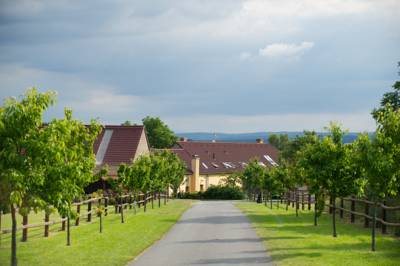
(172, 141, 279, 175)
(94, 125, 147, 168)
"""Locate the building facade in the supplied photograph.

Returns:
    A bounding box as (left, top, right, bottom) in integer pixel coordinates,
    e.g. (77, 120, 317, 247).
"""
(172, 139, 279, 192)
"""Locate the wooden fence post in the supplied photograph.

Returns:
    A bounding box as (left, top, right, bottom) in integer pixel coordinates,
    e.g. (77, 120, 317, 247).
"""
(44, 213, 50, 237)
(308, 193, 311, 210)
(364, 203, 369, 228)
(350, 197, 355, 223)
(301, 191, 305, 210)
(129, 195, 133, 209)
(75, 204, 80, 226)
(382, 201, 387, 234)
(22, 214, 28, 242)
(340, 198, 344, 218)
(329, 197, 333, 214)
(87, 200, 92, 222)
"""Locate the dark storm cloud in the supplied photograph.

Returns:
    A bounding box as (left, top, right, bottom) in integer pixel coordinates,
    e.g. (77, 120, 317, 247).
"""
(0, 0, 399, 131)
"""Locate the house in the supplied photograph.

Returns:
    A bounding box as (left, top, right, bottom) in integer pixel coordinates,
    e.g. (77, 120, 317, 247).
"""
(171, 138, 279, 192)
(85, 125, 150, 193)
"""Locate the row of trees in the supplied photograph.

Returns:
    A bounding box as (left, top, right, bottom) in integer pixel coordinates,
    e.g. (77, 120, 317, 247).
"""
(241, 65, 400, 251)
(110, 150, 186, 222)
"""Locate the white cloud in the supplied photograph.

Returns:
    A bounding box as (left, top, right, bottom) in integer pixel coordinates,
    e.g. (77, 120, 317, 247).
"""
(239, 52, 252, 60)
(259, 41, 314, 58)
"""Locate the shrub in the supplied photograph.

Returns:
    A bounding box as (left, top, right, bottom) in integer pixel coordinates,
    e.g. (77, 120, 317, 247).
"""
(202, 185, 244, 200)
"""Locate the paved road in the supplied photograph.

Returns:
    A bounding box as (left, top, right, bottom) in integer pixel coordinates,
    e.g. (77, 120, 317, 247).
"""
(128, 201, 273, 266)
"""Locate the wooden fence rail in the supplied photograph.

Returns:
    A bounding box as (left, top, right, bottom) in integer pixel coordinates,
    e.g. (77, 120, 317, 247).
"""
(0, 191, 168, 242)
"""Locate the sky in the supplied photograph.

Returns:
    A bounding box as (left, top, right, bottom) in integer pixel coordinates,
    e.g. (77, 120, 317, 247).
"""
(0, 0, 399, 133)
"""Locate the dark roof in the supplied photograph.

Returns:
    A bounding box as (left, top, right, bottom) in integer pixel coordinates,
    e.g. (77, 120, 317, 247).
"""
(172, 141, 279, 175)
(94, 125, 146, 170)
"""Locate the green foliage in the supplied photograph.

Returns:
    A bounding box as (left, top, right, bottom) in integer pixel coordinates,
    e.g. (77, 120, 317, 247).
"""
(371, 62, 400, 119)
(0, 88, 56, 211)
(268, 133, 289, 150)
(39, 109, 101, 217)
(120, 150, 185, 197)
(179, 186, 244, 200)
(300, 123, 362, 199)
(202, 185, 244, 200)
(221, 172, 242, 188)
(241, 159, 265, 196)
(142, 116, 178, 148)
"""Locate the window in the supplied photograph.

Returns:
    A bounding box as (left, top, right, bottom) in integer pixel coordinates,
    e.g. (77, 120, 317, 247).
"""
(211, 162, 219, 168)
(264, 155, 278, 166)
(202, 162, 209, 169)
(185, 186, 189, 192)
(200, 184, 204, 192)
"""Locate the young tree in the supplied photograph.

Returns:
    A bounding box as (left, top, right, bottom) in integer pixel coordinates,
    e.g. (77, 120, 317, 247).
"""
(241, 159, 265, 203)
(221, 172, 242, 188)
(0, 88, 56, 266)
(301, 123, 362, 237)
(39, 109, 101, 245)
(142, 116, 178, 148)
(162, 151, 186, 198)
(130, 155, 152, 212)
(354, 108, 400, 251)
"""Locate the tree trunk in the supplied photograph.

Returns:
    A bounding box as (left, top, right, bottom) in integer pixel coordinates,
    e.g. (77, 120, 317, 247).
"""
(99, 213, 103, 233)
(144, 193, 147, 212)
(121, 205, 124, 223)
(286, 192, 289, 211)
(165, 190, 167, 205)
(22, 214, 28, 242)
(294, 191, 299, 217)
(67, 216, 71, 246)
(44, 212, 50, 237)
(332, 197, 337, 237)
(133, 192, 137, 215)
(75, 205, 80, 226)
(11, 204, 17, 266)
(158, 190, 161, 208)
(371, 203, 377, 251)
(314, 196, 318, 226)
(270, 192, 273, 209)
(151, 192, 154, 209)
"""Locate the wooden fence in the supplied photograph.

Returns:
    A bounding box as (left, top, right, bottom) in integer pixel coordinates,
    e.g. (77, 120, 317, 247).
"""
(259, 189, 400, 234)
(0, 191, 168, 242)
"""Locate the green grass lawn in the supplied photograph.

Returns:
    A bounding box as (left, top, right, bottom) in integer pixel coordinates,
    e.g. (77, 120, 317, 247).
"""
(0, 200, 192, 266)
(236, 201, 400, 266)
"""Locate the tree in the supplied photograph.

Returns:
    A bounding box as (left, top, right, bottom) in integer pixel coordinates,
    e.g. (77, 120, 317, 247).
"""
(268, 133, 289, 151)
(221, 172, 242, 188)
(121, 120, 137, 126)
(129, 155, 152, 212)
(301, 123, 362, 237)
(142, 116, 178, 148)
(371, 62, 400, 119)
(159, 151, 186, 199)
(241, 159, 266, 203)
(39, 109, 101, 245)
(0, 88, 56, 266)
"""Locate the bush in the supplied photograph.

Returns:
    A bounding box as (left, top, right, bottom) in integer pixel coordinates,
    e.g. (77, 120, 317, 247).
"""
(179, 186, 244, 200)
(202, 185, 244, 200)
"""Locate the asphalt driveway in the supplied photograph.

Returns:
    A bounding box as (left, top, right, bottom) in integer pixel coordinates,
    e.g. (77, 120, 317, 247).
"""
(128, 201, 273, 266)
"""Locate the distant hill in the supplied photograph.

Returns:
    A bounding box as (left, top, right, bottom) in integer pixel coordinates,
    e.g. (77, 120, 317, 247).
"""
(176, 132, 374, 144)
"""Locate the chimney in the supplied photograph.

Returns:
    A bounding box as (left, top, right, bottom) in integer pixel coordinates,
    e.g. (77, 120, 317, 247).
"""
(191, 155, 200, 192)
(180, 137, 188, 142)
(256, 138, 264, 144)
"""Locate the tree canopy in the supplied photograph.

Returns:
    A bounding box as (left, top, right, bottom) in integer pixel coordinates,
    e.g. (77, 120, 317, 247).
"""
(142, 116, 178, 148)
